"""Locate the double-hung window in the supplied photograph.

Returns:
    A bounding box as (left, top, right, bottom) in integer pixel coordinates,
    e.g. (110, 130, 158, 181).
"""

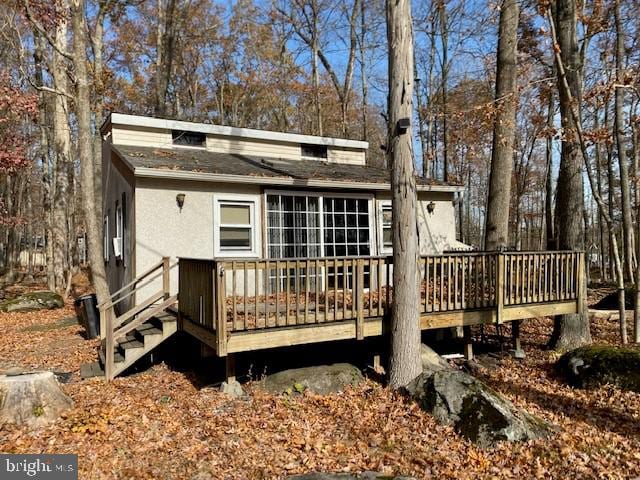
(380, 204, 393, 253)
(214, 195, 260, 257)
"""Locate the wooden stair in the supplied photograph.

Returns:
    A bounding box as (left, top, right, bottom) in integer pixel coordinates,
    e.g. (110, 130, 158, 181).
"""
(80, 257, 179, 380)
(81, 310, 178, 379)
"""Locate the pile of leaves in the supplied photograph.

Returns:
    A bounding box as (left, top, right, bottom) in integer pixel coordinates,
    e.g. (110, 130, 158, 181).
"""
(0, 297, 639, 479)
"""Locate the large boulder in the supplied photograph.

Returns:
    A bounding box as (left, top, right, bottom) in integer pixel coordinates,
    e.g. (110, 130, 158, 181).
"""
(407, 344, 552, 448)
(0, 371, 73, 427)
(0, 291, 64, 313)
(261, 363, 363, 395)
(287, 473, 416, 480)
(557, 345, 640, 392)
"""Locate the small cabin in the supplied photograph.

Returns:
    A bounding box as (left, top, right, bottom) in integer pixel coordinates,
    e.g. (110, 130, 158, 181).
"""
(101, 113, 467, 304)
(90, 113, 583, 381)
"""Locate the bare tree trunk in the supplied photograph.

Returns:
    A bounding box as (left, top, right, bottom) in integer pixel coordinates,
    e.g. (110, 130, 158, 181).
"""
(424, 11, 437, 177)
(633, 102, 640, 342)
(91, 0, 110, 222)
(154, 0, 178, 117)
(310, 0, 322, 136)
(52, 2, 71, 292)
(594, 108, 607, 281)
(485, 0, 519, 251)
(71, 0, 110, 304)
(544, 90, 555, 248)
(613, 0, 635, 280)
(606, 105, 616, 281)
(358, 0, 368, 142)
(438, 1, 449, 182)
(386, 0, 421, 389)
(547, 0, 591, 350)
(33, 31, 54, 288)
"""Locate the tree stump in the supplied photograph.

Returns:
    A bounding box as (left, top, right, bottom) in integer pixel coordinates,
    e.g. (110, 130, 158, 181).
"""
(0, 372, 73, 427)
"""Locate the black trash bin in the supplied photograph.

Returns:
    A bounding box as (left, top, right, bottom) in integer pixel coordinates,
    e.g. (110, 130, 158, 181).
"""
(75, 294, 100, 339)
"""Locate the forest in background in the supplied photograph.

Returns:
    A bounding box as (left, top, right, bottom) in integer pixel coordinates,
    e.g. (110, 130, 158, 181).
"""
(0, 0, 639, 301)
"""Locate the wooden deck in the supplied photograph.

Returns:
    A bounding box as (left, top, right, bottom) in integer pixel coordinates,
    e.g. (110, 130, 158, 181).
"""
(178, 251, 585, 356)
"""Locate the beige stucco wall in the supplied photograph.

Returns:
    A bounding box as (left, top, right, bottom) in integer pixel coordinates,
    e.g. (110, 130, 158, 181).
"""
(374, 191, 459, 255)
(134, 178, 263, 299)
(131, 181, 460, 299)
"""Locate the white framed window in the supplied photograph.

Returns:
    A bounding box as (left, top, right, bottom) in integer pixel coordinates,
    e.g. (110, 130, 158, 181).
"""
(214, 194, 260, 257)
(103, 215, 110, 261)
(378, 201, 393, 254)
(114, 203, 123, 259)
(265, 190, 373, 259)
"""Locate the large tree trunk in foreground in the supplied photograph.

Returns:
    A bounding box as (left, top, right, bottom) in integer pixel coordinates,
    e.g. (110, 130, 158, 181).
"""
(386, 0, 421, 389)
(51, 2, 71, 293)
(548, 0, 591, 350)
(72, 0, 110, 304)
(484, 0, 519, 250)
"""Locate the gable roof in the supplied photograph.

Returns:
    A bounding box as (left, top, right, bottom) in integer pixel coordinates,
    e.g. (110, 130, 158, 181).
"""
(112, 145, 464, 193)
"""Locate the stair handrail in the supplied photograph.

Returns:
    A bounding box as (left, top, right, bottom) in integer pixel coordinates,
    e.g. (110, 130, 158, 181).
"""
(98, 258, 166, 310)
(102, 257, 173, 380)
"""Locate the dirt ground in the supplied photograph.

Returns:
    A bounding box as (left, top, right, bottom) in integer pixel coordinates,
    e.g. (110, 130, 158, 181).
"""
(0, 291, 639, 479)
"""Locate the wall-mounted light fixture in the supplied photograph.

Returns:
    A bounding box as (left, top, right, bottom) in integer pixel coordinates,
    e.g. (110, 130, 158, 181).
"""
(176, 193, 186, 211)
(427, 201, 436, 215)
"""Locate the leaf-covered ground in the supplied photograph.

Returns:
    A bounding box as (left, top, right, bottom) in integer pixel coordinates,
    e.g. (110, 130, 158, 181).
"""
(0, 295, 639, 479)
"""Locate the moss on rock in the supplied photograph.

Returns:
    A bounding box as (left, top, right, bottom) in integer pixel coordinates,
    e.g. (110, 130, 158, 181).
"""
(0, 291, 64, 313)
(557, 345, 640, 392)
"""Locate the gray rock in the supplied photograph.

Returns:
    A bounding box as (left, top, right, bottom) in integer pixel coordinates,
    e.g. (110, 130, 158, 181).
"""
(287, 473, 416, 480)
(220, 380, 245, 398)
(557, 345, 640, 392)
(261, 363, 363, 395)
(0, 291, 64, 312)
(408, 344, 552, 448)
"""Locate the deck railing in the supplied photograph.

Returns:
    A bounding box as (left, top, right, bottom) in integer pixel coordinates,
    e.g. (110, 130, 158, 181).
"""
(178, 251, 584, 353)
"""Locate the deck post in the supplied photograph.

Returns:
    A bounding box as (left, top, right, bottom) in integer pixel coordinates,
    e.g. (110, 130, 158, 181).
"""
(356, 259, 365, 340)
(577, 251, 586, 315)
(512, 320, 525, 359)
(162, 256, 171, 300)
(225, 353, 236, 384)
(496, 253, 505, 324)
(105, 307, 115, 381)
(215, 262, 228, 356)
(463, 325, 473, 361)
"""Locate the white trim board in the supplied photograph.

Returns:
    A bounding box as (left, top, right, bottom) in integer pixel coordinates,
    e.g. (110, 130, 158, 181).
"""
(133, 167, 464, 193)
(108, 113, 368, 150)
